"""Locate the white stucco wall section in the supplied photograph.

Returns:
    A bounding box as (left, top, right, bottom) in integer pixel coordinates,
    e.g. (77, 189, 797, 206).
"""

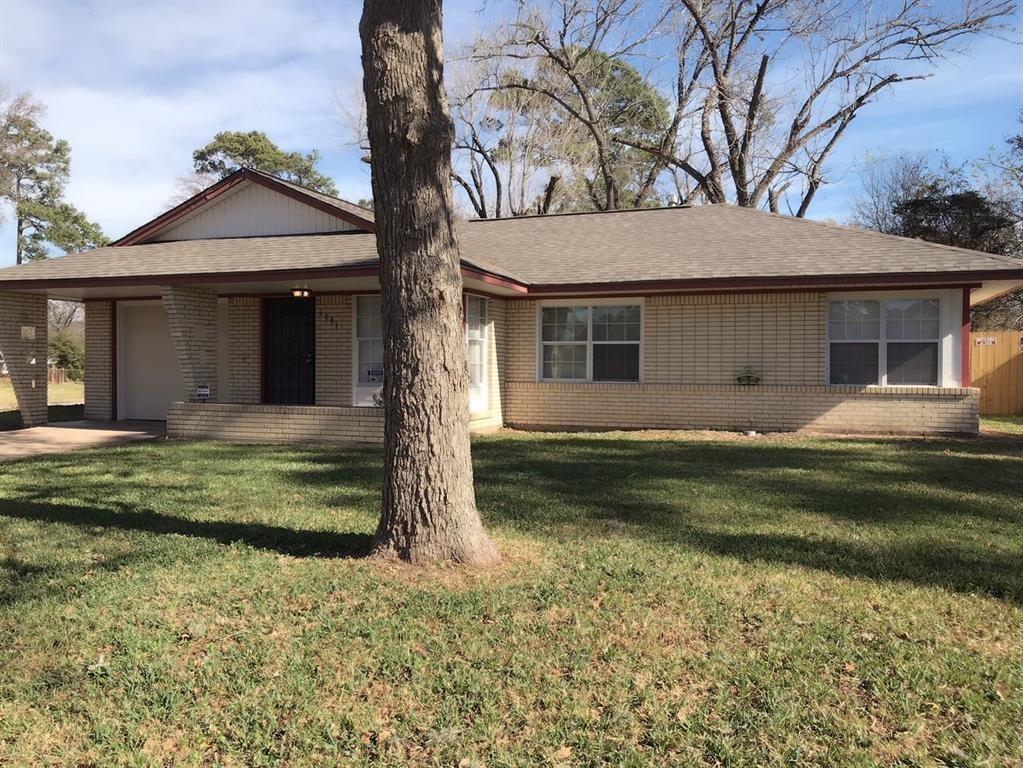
(154, 181, 358, 241)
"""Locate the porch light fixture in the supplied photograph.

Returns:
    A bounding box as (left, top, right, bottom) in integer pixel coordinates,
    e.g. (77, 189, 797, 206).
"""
(291, 288, 311, 298)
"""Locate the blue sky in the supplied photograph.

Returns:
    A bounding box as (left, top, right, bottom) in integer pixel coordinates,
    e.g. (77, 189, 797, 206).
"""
(1, 0, 1021, 268)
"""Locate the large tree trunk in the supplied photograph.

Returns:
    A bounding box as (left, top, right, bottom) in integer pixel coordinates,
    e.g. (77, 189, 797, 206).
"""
(360, 0, 499, 566)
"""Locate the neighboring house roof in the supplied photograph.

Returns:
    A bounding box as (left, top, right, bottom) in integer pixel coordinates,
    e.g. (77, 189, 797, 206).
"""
(112, 167, 375, 246)
(1, 199, 1021, 294)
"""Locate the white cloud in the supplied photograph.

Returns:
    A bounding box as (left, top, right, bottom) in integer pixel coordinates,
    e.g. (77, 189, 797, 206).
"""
(0, 0, 365, 263)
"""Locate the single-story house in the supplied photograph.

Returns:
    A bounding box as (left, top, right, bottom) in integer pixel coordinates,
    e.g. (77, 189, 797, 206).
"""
(1, 167, 1021, 440)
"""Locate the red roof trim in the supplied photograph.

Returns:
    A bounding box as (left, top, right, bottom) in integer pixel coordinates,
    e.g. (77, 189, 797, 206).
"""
(111, 169, 374, 246)
(460, 264, 529, 293)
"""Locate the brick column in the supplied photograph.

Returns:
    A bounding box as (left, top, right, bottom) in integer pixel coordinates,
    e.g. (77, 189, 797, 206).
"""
(0, 292, 48, 427)
(84, 300, 114, 420)
(161, 286, 219, 402)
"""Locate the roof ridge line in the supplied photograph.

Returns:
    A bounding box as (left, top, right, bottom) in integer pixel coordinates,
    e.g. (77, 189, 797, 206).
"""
(729, 204, 1023, 268)
(466, 204, 691, 223)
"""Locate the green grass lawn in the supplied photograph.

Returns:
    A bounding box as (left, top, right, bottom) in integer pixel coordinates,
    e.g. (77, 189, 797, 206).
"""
(1, 432, 1021, 765)
(984, 415, 1023, 434)
(0, 379, 84, 410)
(0, 379, 86, 430)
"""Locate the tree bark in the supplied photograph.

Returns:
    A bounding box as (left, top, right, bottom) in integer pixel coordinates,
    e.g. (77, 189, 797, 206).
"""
(360, 0, 499, 566)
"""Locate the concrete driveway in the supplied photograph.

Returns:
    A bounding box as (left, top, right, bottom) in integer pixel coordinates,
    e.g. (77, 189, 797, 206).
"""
(0, 421, 165, 461)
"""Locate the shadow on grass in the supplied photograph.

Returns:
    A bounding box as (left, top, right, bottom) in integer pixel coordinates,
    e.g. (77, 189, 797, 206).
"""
(1, 434, 1021, 604)
(0, 404, 85, 432)
(0, 499, 373, 560)
(466, 436, 1023, 602)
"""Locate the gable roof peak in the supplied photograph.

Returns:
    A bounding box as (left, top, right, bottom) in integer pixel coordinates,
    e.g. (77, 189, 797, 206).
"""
(111, 167, 374, 246)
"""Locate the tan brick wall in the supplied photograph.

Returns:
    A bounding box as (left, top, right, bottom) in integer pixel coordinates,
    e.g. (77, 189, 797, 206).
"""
(644, 292, 826, 385)
(315, 294, 352, 406)
(168, 402, 385, 444)
(162, 286, 220, 402)
(84, 300, 113, 421)
(502, 292, 978, 434)
(503, 383, 978, 434)
(0, 292, 48, 426)
(227, 297, 261, 404)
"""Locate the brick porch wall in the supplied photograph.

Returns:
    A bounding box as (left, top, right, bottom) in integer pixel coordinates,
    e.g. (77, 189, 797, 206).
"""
(162, 286, 220, 402)
(167, 402, 384, 444)
(0, 292, 48, 426)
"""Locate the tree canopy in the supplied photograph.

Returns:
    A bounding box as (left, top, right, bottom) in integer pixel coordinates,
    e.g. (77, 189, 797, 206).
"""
(851, 151, 1023, 330)
(465, 0, 1014, 217)
(1, 86, 107, 263)
(191, 130, 339, 195)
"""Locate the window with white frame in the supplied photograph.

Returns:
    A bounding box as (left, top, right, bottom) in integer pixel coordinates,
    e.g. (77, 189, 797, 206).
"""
(828, 298, 940, 386)
(540, 302, 642, 382)
(354, 295, 383, 404)
(466, 295, 488, 412)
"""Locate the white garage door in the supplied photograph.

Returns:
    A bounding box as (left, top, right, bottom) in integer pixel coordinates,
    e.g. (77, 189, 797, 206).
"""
(118, 302, 185, 420)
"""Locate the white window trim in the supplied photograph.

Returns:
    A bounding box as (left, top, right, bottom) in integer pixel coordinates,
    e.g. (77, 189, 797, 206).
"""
(535, 297, 645, 384)
(352, 293, 384, 407)
(466, 293, 489, 414)
(826, 289, 962, 388)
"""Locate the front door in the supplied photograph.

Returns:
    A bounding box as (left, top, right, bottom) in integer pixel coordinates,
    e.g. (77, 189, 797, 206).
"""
(264, 297, 315, 405)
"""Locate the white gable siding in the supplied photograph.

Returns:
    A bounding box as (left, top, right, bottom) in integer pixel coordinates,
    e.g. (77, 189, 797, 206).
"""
(154, 182, 359, 241)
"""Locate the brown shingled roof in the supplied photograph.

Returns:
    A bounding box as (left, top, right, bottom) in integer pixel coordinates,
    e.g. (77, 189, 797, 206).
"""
(1, 203, 1020, 290)
(458, 204, 1022, 286)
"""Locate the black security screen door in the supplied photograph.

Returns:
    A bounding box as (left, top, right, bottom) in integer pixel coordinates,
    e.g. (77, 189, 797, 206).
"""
(263, 297, 315, 405)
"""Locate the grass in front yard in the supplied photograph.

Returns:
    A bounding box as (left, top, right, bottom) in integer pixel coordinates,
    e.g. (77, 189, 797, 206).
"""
(1, 432, 1021, 765)
(0, 379, 86, 430)
(984, 415, 1023, 434)
(0, 404, 85, 432)
(0, 379, 84, 410)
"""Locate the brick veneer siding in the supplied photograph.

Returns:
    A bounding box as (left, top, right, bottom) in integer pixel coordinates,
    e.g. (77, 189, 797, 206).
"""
(162, 286, 220, 402)
(0, 292, 48, 426)
(168, 402, 384, 444)
(315, 294, 352, 406)
(227, 297, 261, 404)
(502, 292, 979, 435)
(83, 300, 114, 420)
(503, 383, 978, 434)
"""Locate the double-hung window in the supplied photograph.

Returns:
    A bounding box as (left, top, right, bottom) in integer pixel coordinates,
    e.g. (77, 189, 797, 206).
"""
(540, 302, 642, 382)
(466, 295, 488, 413)
(828, 298, 940, 386)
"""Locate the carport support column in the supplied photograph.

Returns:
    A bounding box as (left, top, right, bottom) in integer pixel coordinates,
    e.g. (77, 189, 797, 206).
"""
(161, 286, 219, 403)
(0, 292, 48, 427)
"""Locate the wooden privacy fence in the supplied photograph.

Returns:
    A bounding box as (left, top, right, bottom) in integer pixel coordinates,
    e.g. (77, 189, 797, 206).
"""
(972, 331, 1023, 415)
